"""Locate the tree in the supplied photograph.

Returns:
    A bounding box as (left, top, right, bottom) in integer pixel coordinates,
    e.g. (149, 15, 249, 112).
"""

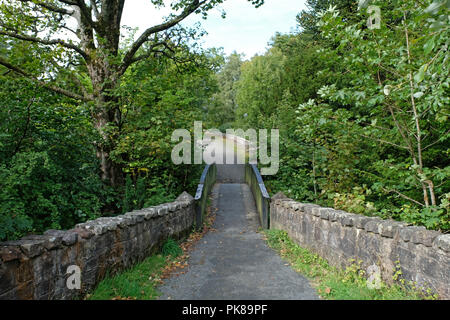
(0, 0, 264, 187)
(317, 0, 449, 211)
(296, 0, 357, 37)
(207, 51, 243, 129)
(0, 75, 109, 240)
(232, 0, 449, 230)
(235, 47, 286, 129)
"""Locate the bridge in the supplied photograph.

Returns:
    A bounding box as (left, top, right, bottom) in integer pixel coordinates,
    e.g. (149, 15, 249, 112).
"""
(0, 135, 448, 300)
(158, 135, 317, 299)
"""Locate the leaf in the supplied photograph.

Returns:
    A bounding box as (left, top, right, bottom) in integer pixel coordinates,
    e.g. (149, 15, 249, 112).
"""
(413, 92, 424, 99)
(425, 0, 446, 14)
(424, 38, 435, 55)
(414, 65, 426, 83)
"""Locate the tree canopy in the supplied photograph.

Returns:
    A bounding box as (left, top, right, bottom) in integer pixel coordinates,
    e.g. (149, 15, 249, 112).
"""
(0, 0, 448, 241)
(232, 0, 449, 231)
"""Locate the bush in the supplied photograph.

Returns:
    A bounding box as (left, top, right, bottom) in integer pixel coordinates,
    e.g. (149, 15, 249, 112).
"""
(0, 80, 112, 241)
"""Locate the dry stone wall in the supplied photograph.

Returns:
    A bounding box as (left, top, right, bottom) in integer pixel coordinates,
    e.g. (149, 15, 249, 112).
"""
(270, 193, 450, 299)
(0, 192, 195, 300)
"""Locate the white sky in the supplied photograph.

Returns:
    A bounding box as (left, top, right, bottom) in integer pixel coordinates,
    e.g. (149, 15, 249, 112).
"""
(121, 0, 307, 58)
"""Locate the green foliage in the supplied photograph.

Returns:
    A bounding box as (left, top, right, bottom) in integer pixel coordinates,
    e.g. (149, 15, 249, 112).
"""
(162, 238, 183, 258)
(235, 0, 449, 231)
(123, 175, 147, 213)
(0, 79, 112, 241)
(0, 25, 219, 240)
(88, 254, 167, 300)
(332, 186, 377, 215)
(313, 0, 449, 228)
(89, 238, 187, 300)
(111, 47, 217, 205)
(296, 0, 358, 38)
(206, 52, 244, 128)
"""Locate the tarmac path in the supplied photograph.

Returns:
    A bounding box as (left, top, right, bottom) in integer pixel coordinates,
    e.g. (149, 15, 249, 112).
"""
(158, 136, 318, 300)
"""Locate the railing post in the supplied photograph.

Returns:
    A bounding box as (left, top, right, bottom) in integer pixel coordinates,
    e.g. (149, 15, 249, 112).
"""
(245, 164, 271, 229)
(194, 164, 217, 231)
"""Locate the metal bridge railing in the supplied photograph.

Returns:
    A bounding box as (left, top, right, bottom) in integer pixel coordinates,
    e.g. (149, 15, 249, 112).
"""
(194, 164, 217, 230)
(245, 164, 271, 229)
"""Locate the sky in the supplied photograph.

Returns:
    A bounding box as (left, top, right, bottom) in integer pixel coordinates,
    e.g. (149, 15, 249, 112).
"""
(121, 0, 307, 58)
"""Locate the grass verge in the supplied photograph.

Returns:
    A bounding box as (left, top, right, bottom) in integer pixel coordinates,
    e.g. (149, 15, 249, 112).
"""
(264, 229, 439, 300)
(86, 195, 217, 300)
(86, 254, 167, 300)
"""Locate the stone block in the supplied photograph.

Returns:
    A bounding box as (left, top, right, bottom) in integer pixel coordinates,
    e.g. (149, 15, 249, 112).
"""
(364, 217, 383, 234)
(434, 234, 450, 252)
(156, 205, 168, 216)
(167, 203, 177, 212)
(271, 191, 288, 200)
(289, 202, 304, 212)
(399, 226, 426, 243)
(44, 230, 78, 246)
(0, 245, 23, 262)
(280, 200, 296, 209)
(176, 191, 194, 203)
(411, 229, 440, 247)
(2, 240, 45, 258)
(341, 213, 358, 227)
(377, 220, 406, 238)
(311, 207, 321, 217)
(319, 208, 334, 220)
(303, 204, 320, 215)
(22, 234, 63, 250)
(73, 228, 94, 240)
(353, 216, 373, 229)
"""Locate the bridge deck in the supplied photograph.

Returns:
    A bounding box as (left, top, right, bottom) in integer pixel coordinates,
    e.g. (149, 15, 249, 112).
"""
(158, 142, 318, 299)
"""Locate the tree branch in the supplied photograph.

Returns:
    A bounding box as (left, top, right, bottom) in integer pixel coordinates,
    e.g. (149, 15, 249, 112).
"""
(74, 0, 96, 27)
(128, 43, 167, 63)
(382, 187, 425, 207)
(423, 130, 450, 151)
(18, 0, 75, 15)
(90, 0, 100, 20)
(0, 56, 91, 102)
(0, 29, 89, 61)
(120, 0, 206, 72)
(12, 98, 34, 157)
(359, 133, 409, 150)
(57, 0, 78, 7)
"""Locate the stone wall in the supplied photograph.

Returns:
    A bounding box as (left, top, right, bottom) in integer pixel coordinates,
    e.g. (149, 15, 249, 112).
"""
(270, 194, 450, 299)
(0, 192, 195, 300)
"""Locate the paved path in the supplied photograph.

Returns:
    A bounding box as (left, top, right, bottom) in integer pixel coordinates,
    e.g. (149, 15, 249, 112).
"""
(202, 134, 247, 183)
(158, 138, 318, 299)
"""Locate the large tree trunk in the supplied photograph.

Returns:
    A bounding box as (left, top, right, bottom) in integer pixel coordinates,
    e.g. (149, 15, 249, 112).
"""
(88, 56, 124, 187)
(80, 2, 124, 188)
(93, 107, 123, 188)
(0, 0, 214, 187)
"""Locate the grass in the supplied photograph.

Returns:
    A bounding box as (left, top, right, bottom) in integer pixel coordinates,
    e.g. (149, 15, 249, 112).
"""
(264, 229, 439, 300)
(87, 254, 168, 300)
(87, 235, 199, 300)
(162, 238, 183, 258)
(87, 236, 189, 300)
(87, 195, 218, 300)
